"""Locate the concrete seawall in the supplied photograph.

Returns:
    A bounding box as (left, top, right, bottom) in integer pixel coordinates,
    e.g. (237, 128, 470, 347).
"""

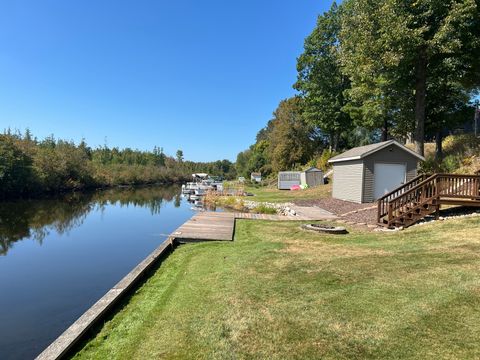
(36, 238, 174, 360)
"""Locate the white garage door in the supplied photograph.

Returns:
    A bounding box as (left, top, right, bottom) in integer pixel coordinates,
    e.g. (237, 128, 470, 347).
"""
(374, 163, 406, 199)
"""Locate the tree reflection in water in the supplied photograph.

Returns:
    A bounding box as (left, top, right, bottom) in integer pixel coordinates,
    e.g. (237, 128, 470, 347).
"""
(0, 185, 180, 256)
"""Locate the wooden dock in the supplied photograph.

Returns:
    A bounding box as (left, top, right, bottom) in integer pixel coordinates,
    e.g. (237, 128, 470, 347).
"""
(171, 212, 236, 242)
(171, 207, 337, 243)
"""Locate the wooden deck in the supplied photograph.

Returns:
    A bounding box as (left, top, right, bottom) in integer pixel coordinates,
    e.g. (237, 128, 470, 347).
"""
(171, 207, 337, 243)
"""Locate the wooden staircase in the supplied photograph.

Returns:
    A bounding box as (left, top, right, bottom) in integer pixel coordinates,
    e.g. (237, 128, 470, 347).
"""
(377, 173, 480, 228)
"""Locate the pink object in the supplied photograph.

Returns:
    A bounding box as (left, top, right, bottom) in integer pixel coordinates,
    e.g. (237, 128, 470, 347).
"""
(290, 185, 301, 191)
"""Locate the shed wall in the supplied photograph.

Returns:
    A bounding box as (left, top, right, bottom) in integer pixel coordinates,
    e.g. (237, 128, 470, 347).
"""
(305, 171, 324, 187)
(362, 146, 419, 202)
(332, 160, 364, 203)
(278, 172, 301, 190)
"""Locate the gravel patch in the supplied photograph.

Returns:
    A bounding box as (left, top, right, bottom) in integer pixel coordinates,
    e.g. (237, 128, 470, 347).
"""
(295, 198, 372, 215)
(295, 198, 378, 225)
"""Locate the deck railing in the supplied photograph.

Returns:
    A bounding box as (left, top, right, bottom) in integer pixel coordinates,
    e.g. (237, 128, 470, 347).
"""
(377, 173, 430, 222)
(377, 173, 480, 226)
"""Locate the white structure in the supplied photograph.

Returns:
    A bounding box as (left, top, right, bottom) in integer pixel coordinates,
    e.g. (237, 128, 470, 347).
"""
(277, 167, 324, 190)
(250, 172, 262, 183)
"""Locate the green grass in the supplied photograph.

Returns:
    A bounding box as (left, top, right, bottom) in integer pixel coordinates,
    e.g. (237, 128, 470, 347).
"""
(73, 217, 480, 359)
(245, 183, 332, 203)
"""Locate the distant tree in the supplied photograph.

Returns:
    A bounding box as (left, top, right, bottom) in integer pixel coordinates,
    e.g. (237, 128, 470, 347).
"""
(0, 135, 34, 198)
(176, 149, 184, 163)
(235, 149, 252, 178)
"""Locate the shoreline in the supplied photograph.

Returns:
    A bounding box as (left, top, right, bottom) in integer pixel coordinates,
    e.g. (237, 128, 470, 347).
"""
(0, 181, 184, 202)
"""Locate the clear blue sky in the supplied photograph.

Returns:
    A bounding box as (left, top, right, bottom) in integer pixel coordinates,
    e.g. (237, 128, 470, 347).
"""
(0, 1, 331, 162)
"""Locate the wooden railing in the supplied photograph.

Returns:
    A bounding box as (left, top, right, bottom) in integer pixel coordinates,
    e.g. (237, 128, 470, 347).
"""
(377, 173, 480, 226)
(377, 173, 430, 221)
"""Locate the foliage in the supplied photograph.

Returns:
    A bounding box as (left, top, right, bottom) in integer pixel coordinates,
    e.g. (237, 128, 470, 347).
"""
(419, 134, 480, 173)
(236, 97, 322, 177)
(0, 130, 235, 199)
(295, 2, 353, 151)
(268, 97, 319, 172)
(310, 149, 338, 172)
(340, 0, 480, 155)
(74, 217, 480, 359)
(251, 204, 278, 215)
(0, 134, 34, 196)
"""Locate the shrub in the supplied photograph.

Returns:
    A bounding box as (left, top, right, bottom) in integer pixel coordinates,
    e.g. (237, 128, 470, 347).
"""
(252, 204, 277, 215)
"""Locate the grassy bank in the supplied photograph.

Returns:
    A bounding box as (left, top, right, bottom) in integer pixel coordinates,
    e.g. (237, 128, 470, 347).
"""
(73, 217, 480, 359)
(245, 183, 332, 203)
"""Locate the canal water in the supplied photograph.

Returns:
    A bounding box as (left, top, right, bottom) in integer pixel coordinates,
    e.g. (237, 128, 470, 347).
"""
(0, 186, 200, 360)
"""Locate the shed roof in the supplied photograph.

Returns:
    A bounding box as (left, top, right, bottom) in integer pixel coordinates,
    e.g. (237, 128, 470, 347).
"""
(328, 140, 425, 164)
(304, 166, 322, 172)
(251, 172, 261, 176)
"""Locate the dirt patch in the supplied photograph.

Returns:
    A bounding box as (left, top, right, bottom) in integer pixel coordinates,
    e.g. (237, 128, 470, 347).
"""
(295, 198, 378, 225)
(341, 207, 378, 225)
(295, 198, 371, 214)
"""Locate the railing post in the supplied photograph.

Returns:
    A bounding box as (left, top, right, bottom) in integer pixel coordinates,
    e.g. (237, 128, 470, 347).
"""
(388, 203, 393, 227)
(377, 200, 381, 224)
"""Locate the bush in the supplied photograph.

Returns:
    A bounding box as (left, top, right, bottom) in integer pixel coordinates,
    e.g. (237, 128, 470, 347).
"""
(252, 204, 277, 215)
(312, 149, 338, 172)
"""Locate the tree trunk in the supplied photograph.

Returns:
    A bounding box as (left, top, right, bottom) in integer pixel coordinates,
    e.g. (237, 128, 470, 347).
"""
(332, 133, 339, 152)
(414, 48, 427, 156)
(381, 119, 388, 141)
(435, 130, 443, 161)
(328, 132, 339, 152)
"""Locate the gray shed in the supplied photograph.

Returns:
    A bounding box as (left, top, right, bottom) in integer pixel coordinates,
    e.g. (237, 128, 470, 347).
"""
(278, 167, 324, 190)
(328, 140, 425, 203)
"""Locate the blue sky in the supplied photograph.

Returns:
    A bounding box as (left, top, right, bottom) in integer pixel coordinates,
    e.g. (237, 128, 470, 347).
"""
(0, 1, 330, 162)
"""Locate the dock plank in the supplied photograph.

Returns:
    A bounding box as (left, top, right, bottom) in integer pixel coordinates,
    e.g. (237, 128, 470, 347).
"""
(172, 212, 236, 242)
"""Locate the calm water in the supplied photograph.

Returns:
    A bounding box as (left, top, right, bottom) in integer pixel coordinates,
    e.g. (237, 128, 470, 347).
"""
(0, 185, 200, 360)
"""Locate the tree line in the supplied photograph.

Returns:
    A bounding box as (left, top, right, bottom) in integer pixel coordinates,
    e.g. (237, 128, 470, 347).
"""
(0, 129, 236, 199)
(236, 0, 480, 178)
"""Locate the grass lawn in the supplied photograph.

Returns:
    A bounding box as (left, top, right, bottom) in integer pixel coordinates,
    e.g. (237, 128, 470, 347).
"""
(73, 217, 480, 359)
(245, 182, 332, 203)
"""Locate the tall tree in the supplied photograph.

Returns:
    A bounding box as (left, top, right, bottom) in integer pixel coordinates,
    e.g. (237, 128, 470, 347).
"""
(295, 2, 352, 151)
(268, 97, 316, 172)
(341, 0, 480, 155)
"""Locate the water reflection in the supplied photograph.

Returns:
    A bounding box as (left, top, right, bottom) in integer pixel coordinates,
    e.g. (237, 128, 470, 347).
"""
(0, 184, 194, 360)
(0, 185, 181, 256)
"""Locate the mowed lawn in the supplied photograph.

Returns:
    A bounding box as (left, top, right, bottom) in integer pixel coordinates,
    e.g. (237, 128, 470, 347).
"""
(73, 217, 480, 359)
(245, 182, 332, 203)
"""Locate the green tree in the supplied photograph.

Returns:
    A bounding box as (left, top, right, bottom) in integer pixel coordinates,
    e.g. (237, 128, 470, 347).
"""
(235, 149, 252, 178)
(268, 97, 316, 172)
(176, 149, 184, 163)
(295, 2, 352, 151)
(0, 135, 34, 198)
(341, 0, 480, 155)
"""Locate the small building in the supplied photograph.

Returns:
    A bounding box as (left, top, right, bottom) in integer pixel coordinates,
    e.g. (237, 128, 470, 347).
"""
(250, 172, 262, 183)
(278, 167, 324, 190)
(328, 140, 425, 203)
